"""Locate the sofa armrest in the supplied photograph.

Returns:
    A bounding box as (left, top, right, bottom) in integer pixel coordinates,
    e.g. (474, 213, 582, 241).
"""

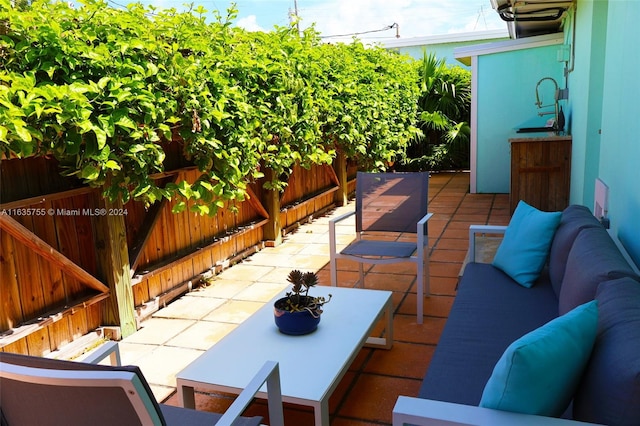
(469, 225, 507, 263)
(393, 396, 601, 426)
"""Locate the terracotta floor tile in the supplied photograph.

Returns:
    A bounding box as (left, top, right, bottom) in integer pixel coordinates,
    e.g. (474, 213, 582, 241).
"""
(430, 248, 467, 263)
(453, 213, 490, 223)
(430, 261, 464, 279)
(370, 262, 417, 276)
(429, 276, 459, 295)
(445, 220, 477, 230)
(336, 374, 421, 424)
(330, 371, 357, 413)
(364, 272, 414, 292)
(363, 341, 434, 379)
(399, 293, 453, 319)
(434, 237, 469, 251)
(393, 315, 446, 345)
(440, 227, 470, 239)
(349, 347, 374, 372)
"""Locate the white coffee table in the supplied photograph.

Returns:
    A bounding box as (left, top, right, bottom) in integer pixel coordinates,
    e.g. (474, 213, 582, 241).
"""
(176, 286, 393, 426)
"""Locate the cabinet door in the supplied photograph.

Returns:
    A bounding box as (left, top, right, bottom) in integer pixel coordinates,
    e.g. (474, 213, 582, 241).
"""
(510, 139, 571, 214)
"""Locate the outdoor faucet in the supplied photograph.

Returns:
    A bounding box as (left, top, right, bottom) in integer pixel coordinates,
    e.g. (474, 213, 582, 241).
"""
(535, 77, 563, 134)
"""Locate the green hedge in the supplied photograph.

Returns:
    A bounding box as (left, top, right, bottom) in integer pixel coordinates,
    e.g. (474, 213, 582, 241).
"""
(0, 0, 420, 214)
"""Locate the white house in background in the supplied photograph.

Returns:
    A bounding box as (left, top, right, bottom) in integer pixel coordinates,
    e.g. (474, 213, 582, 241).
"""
(381, 29, 508, 68)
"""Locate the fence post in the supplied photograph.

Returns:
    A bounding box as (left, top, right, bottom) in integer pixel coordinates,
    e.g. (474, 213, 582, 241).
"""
(262, 168, 283, 246)
(94, 195, 137, 338)
(333, 151, 348, 207)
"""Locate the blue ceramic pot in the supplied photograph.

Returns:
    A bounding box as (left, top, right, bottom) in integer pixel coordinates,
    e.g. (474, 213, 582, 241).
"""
(273, 296, 321, 335)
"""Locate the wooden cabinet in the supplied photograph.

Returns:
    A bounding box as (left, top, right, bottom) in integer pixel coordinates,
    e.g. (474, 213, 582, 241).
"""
(509, 136, 571, 214)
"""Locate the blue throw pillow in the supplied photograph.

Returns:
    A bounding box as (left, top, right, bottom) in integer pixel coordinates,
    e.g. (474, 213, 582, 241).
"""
(479, 300, 598, 416)
(492, 200, 562, 287)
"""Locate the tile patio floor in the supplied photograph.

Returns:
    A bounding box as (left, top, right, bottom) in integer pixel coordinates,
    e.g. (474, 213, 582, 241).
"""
(117, 171, 510, 425)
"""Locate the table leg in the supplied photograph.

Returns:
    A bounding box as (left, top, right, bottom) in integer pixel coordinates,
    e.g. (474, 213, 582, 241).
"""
(365, 297, 393, 349)
(178, 382, 196, 409)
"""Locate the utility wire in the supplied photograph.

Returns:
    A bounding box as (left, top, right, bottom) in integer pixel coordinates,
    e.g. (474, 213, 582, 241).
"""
(106, 0, 128, 9)
(320, 22, 399, 39)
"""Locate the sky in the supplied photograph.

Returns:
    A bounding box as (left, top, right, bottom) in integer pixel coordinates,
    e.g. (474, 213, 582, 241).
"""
(133, 0, 507, 42)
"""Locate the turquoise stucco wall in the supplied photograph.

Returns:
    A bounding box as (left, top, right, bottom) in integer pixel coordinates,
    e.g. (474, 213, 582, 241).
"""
(467, 0, 639, 266)
(475, 45, 563, 193)
(565, 0, 607, 213)
(565, 0, 640, 266)
(595, 0, 640, 264)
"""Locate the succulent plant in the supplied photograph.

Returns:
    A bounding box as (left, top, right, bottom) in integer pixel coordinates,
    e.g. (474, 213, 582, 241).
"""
(281, 269, 330, 316)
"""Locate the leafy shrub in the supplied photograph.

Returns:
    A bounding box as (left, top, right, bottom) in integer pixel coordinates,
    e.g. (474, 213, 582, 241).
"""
(0, 0, 419, 213)
(396, 52, 471, 172)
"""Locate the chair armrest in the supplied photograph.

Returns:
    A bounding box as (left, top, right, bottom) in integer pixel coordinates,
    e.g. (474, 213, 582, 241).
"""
(417, 213, 434, 248)
(469, 225, 507, 263)
(393, 396, 601, 426)
(329, 210, 357, 253)
(329, 210, 356, 226)
(80, 341, 121, 366)
(216, 360, 284, 426)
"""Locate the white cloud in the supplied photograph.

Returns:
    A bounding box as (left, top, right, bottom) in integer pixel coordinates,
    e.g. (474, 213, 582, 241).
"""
(298, 0, 504, 40)
(236, 15, 267, 32)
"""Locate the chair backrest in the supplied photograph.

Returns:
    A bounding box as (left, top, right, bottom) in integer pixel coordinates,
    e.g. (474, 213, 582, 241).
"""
(0, 352, 165, 426)
(355, 172, 429, 234)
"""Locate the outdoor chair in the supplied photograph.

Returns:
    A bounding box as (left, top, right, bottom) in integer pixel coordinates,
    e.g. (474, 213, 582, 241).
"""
(0, 342, 284, 426)
(329, 171, 432, 324)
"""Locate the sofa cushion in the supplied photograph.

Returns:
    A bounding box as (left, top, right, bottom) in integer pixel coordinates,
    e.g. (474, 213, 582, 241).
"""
(559, 226, 639, 315)
(479, 301, 598, 416)
(492, 200, 562, 288)
(419, 262, 558, 405)
(573, 277, 640, 425)
(548, 205, 602, 297)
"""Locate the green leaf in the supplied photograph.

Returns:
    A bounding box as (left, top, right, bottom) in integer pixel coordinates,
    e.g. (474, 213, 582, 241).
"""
(114, 110, 137, 130)
(129, 144, 145, 153)
(172, 201, 187, 214)
(81, 164, 100, 180)
(105, 160, 121, 170)
(65, 128, 82, 156)
(14, 124, 32, 143)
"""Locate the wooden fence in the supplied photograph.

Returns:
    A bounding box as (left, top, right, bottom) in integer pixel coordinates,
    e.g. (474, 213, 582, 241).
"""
(0, 151, 357, 356)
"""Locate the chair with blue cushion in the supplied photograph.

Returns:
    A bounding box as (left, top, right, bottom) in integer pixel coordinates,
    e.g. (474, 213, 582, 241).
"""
(0, 343, 284, 426)
(329, 171, 432, 324)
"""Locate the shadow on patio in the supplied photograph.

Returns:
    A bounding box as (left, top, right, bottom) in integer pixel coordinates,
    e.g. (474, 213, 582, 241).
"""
(117, 171, 509, 425)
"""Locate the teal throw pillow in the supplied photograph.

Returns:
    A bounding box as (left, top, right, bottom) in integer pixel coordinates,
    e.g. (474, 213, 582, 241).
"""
(479, 300, 598, 416)
(492, 200, 562, 287)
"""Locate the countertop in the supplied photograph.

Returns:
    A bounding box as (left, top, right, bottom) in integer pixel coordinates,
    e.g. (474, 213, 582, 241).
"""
(509, 135, 572, 143)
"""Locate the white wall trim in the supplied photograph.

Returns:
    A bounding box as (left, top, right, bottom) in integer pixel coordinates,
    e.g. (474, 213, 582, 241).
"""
(470, 55, 478, 194)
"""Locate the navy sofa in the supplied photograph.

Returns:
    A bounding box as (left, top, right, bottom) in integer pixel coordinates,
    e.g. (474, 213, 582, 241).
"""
(393, 205, 640, 425)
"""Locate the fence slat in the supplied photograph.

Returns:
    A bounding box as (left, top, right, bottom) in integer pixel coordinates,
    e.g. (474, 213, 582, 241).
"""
(0, 214, 110, 293)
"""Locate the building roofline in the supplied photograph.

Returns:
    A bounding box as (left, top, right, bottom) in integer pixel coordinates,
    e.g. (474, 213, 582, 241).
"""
(454, 32, 564, 65)
(381, 29, 509, 49)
